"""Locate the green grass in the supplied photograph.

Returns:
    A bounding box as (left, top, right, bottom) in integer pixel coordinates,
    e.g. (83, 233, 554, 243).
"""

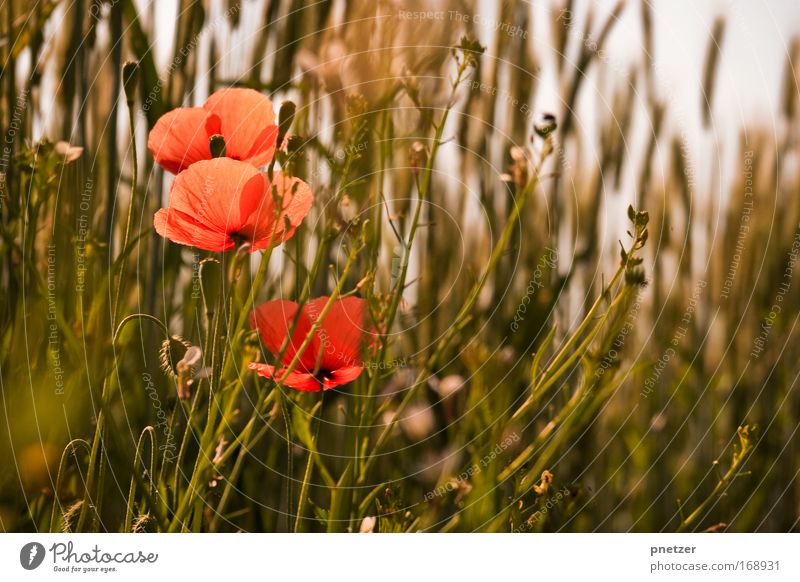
(0, 0, 797, 532)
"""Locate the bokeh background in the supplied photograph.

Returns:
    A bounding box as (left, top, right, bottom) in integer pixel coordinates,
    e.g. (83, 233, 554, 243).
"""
(1, 0, 800, 532)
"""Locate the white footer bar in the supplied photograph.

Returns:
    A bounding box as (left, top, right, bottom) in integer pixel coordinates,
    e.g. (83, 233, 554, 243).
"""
(0, 533, 797, 580)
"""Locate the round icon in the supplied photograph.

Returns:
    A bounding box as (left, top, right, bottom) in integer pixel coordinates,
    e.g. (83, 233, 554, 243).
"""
(20, 542, 46, 570)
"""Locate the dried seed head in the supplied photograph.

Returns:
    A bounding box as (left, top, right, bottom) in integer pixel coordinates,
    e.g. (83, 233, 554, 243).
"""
(159, 335, 192, 377)
(132, 513, 156, 533)
(61, 500, 84, 533)
(161, 337, 203, 400)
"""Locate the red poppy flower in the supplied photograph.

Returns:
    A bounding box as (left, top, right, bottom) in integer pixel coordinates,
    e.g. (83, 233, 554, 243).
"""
(248, 297, 373, 391)
(153, 158, 312, 252)
(147, 88, 279, 174)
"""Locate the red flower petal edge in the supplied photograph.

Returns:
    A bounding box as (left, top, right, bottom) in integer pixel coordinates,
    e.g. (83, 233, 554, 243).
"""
(249, 297, 374, 391)
(153, 158, 312, 253)
(148, 88, 279, 174)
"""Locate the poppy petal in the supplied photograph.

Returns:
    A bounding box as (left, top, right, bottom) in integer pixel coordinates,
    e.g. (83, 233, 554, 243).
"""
(240, 172, 313, 249)
(322, 366, 364, 390)
(248, 362, 277, 378)
(248, 363, 322, 392)
(203, 88, 278, 166)
(282, 372, 323, 392)
(250, 300, 319, 372)
(249, 300, 301, 358)
(304, 296, 369, 370)
(244, 125, 280, 167)
(153, 207, 234, 251)
(167, 158, 266, 240)
(147, 107, 211, 173)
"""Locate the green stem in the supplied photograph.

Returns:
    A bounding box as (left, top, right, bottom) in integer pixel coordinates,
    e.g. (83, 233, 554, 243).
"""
(358, 139, 552, 484)
(293, 395, 323, 532)
(677, 427, 755, 532)
(113, 93, 139, 326)
(355, 60, 473, 489)
(49, 440, 91, 532)
(76, 314, 169, 531)
(124, 427, 156, 532)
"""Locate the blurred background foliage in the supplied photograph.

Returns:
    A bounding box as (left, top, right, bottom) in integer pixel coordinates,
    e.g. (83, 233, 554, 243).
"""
(0, 0, 799, 532)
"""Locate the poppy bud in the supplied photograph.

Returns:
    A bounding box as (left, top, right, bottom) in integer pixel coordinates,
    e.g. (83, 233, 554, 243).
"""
(199, 258, 222, 318)
(285, 134, 303, 155)
(122, 61, 139, 104)
(209, 134, 226, 158)
(277, 100, 296, 147)
(534, 113, 557, 138)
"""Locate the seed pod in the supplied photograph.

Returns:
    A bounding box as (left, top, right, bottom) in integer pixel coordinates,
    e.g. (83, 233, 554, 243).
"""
(209, 134, 226, 158)
(161, 338, 203, 400)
